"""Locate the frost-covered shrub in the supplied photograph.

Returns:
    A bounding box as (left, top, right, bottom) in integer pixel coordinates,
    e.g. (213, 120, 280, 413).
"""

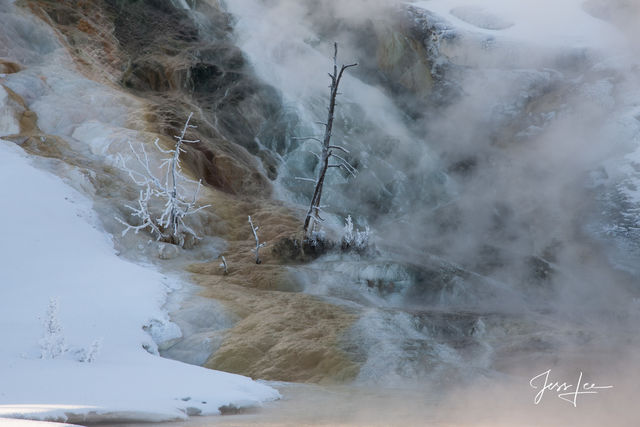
(39, 298, 102, 363)
(117, 113, 209, 248)
(308, 228, 326, 248)
(355, 226, 370, 248)
(39, 298, 67, 359)
(342, 215, 371, 252)
(342, 216, 355, 246)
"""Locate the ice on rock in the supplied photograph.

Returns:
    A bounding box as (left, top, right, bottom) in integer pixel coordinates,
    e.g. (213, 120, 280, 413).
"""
(71, 120, 144, 160)
(27, 66, 138, 138)
(1, 68, 49, 104)
(0, 4, 59, 65)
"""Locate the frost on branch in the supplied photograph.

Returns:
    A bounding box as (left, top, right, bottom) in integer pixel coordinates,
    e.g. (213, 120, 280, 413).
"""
(248, 215, 267, 264)
(117, 113, 210, 248)
(343, 215, 355, 245)
(39, 297, 67, 359)
(342, 215, 371, 252)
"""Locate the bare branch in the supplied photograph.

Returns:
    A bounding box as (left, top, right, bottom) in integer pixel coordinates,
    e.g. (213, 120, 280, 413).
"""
(295, 177, 318, 183)
(330, 153, 356, 172)
(329, 163, 357, 177)
(291, 136, 323, 144)
(328, 145, 350, 154)
(307, 150, 321, 160)
(338, 63, 358, 82)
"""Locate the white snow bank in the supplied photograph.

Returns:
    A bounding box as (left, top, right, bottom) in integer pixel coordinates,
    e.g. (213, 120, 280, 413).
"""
(0, 140, 279, 424)
(0, 418, 80, 427)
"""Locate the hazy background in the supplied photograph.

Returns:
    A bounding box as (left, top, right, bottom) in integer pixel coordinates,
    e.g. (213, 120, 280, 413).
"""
(214, 0, 640, 422)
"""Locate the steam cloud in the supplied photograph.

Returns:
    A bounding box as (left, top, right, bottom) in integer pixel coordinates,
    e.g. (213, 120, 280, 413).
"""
(219, 0, 640, 423)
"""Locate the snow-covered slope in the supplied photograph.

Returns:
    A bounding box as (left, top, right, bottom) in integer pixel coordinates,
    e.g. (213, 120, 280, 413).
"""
(0, 420, 79, 427)
(0, 141, 279, 424)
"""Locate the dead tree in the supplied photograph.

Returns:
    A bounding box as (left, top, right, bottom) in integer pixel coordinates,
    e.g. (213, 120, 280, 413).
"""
(248, 215, 266, 264)
(300, 43, 357, 237)
(117, 113, 209, 247)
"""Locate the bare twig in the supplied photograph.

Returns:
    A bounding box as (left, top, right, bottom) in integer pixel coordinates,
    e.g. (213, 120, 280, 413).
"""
(295, 177, 318, 184)
(248, 215, 267, 264)
(219, 255, 228, 275)
(328, 145, 350, 154)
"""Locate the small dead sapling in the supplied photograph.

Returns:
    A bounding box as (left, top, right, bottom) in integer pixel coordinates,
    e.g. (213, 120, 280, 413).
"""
(248, 215, 266, 264)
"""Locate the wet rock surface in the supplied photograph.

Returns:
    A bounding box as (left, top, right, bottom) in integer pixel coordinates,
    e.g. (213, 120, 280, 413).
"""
(24, 0, 279, 196)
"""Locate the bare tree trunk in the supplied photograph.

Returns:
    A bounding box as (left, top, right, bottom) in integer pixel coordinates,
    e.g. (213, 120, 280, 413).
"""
(168, 112, 194, 241)
(303, 152, 329, 232)
(303, 43, 357, 236)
